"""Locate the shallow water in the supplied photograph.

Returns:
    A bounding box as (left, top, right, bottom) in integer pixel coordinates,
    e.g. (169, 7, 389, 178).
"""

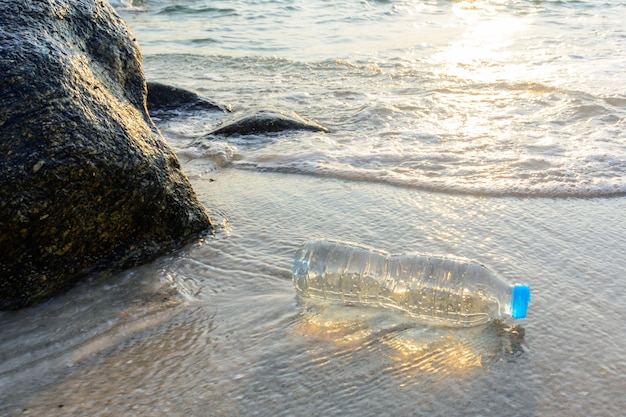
(2, 0, 626, 416)
(3, 171, 626, 416)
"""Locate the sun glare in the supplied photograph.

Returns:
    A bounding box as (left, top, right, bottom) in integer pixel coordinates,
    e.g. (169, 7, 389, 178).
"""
(432, 1, 533, 83)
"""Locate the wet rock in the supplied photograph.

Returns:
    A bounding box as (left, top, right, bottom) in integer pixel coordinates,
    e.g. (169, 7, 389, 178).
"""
(0, 0, 212, 309)
(207, 109, 329, 136)
(146, 82, 231, 115)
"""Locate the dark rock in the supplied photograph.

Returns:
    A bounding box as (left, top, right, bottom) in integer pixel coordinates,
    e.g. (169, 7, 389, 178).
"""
(0, 0, 212, 309)
(207, 109, 329, 136)
(146, 82, 231, 115)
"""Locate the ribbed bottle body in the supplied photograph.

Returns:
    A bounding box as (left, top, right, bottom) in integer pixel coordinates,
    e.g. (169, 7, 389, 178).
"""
(292, 240, 515, 327)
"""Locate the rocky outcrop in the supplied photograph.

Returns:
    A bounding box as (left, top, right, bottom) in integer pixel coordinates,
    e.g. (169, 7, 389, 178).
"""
(146, 82, 231, 115)
(207, 109, 329, 136)
(0, 0, 212, 309)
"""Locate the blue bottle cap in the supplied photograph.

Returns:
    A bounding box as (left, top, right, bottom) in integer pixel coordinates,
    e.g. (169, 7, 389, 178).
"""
(511, 284, 531, 319)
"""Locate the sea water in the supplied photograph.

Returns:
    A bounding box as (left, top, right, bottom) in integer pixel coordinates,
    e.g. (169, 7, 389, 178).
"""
(1, 1, 625, 416)
(114, 0, 626, 198)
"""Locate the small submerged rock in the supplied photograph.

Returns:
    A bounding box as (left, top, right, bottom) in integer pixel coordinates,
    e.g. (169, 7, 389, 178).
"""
(206, 109, 329, 137)
(146, 82, 231, 115)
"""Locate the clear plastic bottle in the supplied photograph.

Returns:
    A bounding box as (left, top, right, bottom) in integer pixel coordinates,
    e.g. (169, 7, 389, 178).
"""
(292, 240, 530, 327)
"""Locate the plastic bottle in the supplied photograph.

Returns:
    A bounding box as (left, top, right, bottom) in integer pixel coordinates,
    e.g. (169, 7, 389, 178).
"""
(291, 240, 530, 327)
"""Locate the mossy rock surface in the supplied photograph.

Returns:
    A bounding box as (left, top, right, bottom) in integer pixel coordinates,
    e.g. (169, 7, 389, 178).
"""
(0, 0, 212, 309)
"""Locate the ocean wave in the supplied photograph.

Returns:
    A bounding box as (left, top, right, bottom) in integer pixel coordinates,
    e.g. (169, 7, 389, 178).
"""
(115, 0, 626, 200)
(230, 156, 626, 199)
(156, 5, 237, 16)
(107, 0, 145, 11)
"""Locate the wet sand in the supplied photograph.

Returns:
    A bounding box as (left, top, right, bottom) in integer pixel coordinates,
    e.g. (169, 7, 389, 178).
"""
(2, 168, 625, 416)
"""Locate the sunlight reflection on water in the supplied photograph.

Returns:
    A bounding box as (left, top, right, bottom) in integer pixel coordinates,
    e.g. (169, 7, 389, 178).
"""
(294, 298, 526, 377)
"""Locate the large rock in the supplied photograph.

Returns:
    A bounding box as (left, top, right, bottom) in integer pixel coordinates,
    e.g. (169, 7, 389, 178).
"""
(0, 0, 212, 309)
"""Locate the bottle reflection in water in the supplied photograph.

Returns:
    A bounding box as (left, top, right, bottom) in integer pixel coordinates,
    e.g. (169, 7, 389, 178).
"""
(292, 240, 530, 327)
